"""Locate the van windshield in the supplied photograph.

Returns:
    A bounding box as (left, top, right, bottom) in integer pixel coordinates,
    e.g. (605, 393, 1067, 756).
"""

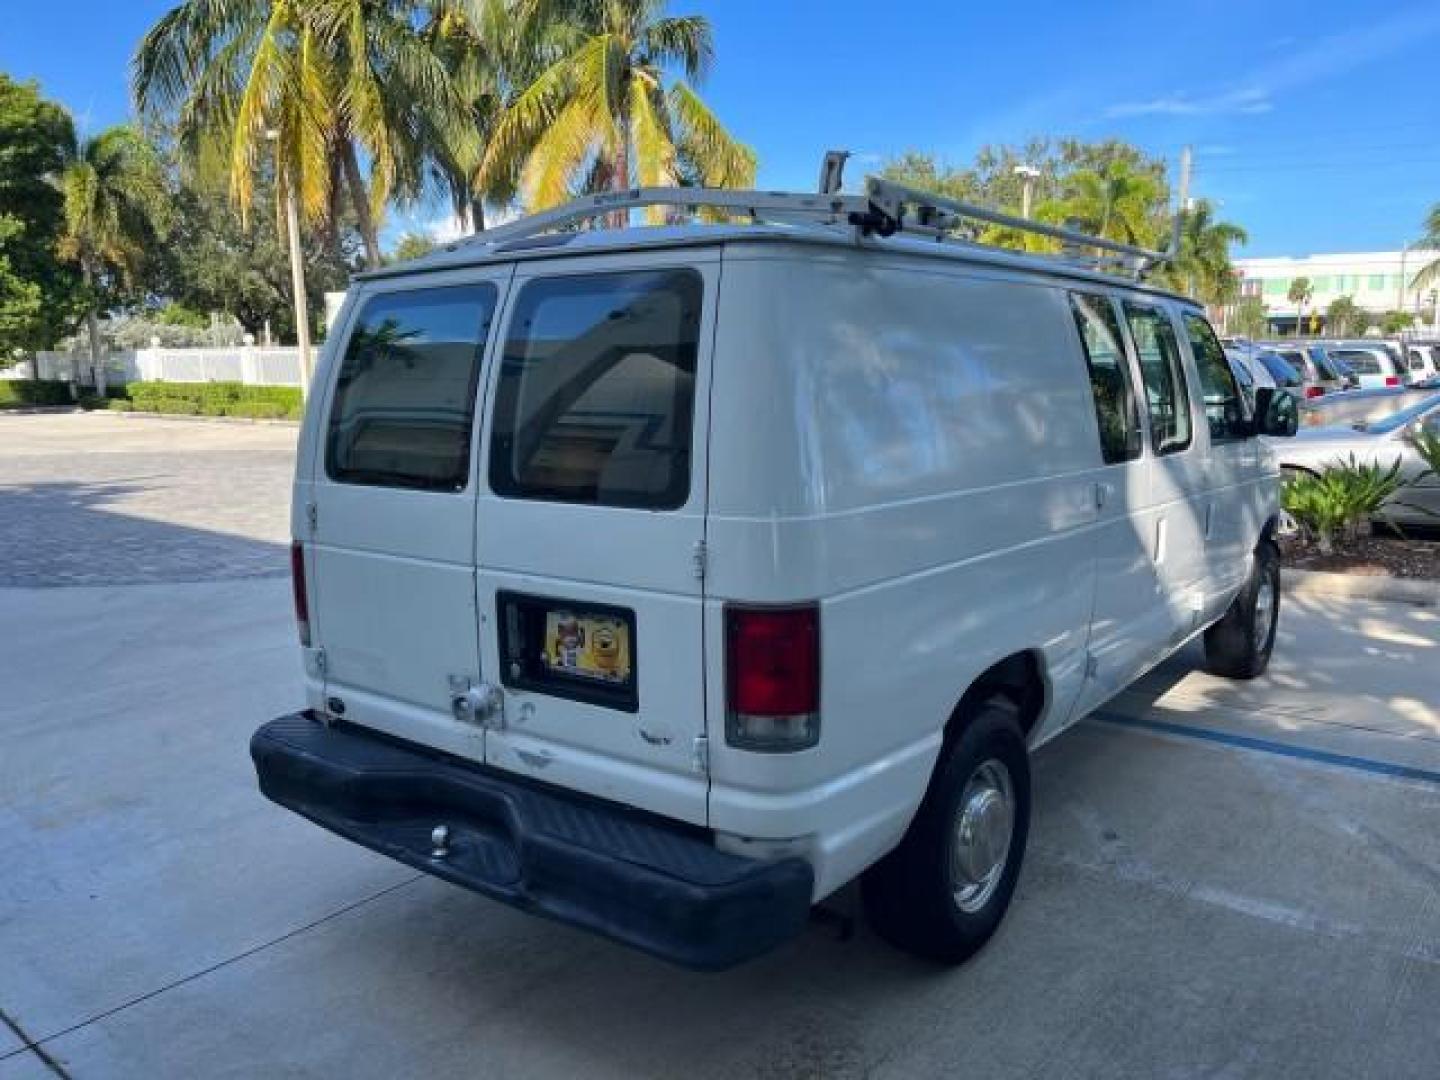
(489, 269, 702, 510)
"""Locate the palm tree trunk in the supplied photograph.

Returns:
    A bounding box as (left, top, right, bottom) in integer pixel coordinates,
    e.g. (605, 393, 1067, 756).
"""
(340, 141, 383, 270)
(609, 131, 630, 230)
(470, 197, 485, 233)
(81, 256, 101, 400)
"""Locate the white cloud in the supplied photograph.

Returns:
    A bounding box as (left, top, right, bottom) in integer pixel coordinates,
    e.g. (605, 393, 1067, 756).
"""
(1104, 88, 1271, 119)
(1104, 5, 1440, 120)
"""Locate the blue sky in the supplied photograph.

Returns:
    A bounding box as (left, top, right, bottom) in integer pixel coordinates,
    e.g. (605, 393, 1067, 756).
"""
(4, 0, 1438, 256)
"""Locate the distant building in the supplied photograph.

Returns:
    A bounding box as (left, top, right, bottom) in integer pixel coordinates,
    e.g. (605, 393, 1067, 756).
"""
(1232, 250, 1439, 334)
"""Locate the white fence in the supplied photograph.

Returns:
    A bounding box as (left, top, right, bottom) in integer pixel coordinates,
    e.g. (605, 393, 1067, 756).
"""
(4, 346, 304, 388)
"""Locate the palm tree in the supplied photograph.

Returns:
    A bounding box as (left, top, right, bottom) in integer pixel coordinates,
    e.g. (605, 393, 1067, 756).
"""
(133, 1, 479, 269)
(1408, 203, 1440, 293)
(1062, 160, 1163, 247)
(55, 125, 169, 396)
(480, 0, 756, 221)
(1165, 199, 1247, 305)
(1287, 276, 1314, 338)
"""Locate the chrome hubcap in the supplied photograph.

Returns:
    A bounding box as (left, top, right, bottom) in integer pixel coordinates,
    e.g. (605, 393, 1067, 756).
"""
(951, 759, 1015, 913)
(1253, 567, 1277, 652)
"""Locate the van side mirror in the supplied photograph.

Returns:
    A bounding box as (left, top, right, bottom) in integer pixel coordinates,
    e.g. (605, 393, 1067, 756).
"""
(1252, 387, 1298, 437)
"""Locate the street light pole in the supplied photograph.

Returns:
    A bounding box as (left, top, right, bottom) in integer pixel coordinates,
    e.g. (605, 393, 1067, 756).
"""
(267, 129, 313, 399)
(1013, 164, 1040, 219)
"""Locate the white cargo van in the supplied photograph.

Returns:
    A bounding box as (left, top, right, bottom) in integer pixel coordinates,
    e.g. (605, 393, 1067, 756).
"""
(252, 165, 1299, 970)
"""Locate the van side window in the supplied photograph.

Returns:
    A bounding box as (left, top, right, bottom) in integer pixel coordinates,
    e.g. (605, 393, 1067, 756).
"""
(1182, 312, 1247, 442)
(489, 269, 702, 510)
(1123, 302, 1192, 455)
(1068, 292, 1142, 463)
(326, 284, 498, 491)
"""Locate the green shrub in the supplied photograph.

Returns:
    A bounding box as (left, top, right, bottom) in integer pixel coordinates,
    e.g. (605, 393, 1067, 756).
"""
(0, 379, 73, 407)
(107, 399, 134, 412)
(1407, 424, 1440, 480)
(1281, 455, 1406, 554)
(119, 381, 302, 419)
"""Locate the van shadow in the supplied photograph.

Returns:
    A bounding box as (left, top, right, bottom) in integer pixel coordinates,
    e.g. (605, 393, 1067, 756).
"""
(0, 480, 288, 587)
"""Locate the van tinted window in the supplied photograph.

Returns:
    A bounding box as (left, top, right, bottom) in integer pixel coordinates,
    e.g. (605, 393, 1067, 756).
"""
(1183, 312, 1247, 441)
(489, 269, 702, 510)
(326, 284, 497, 491)
(1123, 303, 1192, 455)
(1069, 292, 1142, 463)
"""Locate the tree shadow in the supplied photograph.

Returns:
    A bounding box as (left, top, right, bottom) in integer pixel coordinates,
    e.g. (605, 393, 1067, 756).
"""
(0, 480, 288, 587)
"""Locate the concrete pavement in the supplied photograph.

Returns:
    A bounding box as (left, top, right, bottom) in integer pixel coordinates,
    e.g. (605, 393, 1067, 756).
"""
(2, 413, 1438, 1078)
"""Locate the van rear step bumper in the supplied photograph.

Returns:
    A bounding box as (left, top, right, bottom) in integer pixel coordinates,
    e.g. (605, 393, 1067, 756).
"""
(250, 713, 814, 971)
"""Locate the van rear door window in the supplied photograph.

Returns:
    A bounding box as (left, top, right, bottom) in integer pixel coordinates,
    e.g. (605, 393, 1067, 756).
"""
(489, 269, 702, 510)
(1123, 302, 1192, 455)
(326, 284, 497, 491)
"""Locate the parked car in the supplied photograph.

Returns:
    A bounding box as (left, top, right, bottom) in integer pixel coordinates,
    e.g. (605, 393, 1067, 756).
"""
(250, 170, 1298, 972)
(1404, 341, 1440, 381)
(1262, 342, 1346, 399)
(1275, 393, 1440, 527)
(1226, 346, 1275, 400)
(1296, 385, 1433, 429)
(1324, 342, 1408, 389)
(1243, 347, 1307, 398)
(1326, 352, 1361, 389)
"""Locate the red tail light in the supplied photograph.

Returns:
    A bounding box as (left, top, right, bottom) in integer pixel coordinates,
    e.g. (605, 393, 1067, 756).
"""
(725, 605, 820, 751)
(1384, 376, 1400, 386)
(1304, 385, 1324, 399)
(290, 541, 311, 647)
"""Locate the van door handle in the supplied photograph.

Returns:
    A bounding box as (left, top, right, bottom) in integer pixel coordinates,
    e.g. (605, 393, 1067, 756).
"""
(1094, 481, 1115, 510)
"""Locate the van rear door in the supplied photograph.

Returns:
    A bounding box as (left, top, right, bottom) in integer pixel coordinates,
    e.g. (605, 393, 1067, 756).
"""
(475, 252, 715, 826)
(304, 269, 508, 761)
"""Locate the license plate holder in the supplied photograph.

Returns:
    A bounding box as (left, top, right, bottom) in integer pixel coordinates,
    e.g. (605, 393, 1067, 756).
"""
(497, 591, 638, 712)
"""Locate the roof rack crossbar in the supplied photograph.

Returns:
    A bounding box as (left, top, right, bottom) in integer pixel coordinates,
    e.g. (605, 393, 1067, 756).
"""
(455, 186, 866, 249)
(432, 151, 1177, 283)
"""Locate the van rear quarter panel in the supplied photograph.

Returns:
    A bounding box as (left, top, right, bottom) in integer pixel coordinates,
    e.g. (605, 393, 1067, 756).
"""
(705, 245, 1107, 896)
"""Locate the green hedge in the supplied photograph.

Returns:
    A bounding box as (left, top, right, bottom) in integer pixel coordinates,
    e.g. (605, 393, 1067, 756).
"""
(121, 381, 303, 420)
(0, 379, 73, 408)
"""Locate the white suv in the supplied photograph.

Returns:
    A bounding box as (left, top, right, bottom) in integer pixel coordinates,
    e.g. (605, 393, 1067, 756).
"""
(252, 170, 1299, 970)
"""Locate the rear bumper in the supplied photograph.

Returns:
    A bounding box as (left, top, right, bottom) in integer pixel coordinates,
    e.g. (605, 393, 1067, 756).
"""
(250, 713, 813, 970)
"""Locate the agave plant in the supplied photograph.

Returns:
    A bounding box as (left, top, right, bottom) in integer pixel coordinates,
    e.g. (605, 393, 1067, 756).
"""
(1280, 455, 1406, 554)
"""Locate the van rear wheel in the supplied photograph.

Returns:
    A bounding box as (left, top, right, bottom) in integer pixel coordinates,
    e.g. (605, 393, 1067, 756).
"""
(861, 698, 1030, 964)
(1204, 539, 1281, 680)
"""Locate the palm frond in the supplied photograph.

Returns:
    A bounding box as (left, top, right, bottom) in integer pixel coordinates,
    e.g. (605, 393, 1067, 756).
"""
(640, 15, 712, 82)
(667, 81, 755, 189)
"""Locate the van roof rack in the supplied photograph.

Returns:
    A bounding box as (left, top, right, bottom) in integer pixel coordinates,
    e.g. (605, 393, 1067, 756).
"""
(450, 150, 1177, 282)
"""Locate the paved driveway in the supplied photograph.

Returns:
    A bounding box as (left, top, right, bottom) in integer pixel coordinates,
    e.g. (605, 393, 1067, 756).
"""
(2, 413, 1438, 1079)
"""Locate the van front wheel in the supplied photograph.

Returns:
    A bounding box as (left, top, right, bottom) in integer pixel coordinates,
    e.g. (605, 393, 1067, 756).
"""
(861, 699, 1030, 964)
(1204, 539, 1281, 680)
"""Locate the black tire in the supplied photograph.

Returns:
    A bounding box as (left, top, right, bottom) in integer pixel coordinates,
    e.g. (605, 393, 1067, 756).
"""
(1204, 539, 1280, 679)
(861, 698, 1031, 964)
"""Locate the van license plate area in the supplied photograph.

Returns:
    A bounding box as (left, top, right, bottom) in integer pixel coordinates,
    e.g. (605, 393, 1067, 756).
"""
(497, 591, 638, 712)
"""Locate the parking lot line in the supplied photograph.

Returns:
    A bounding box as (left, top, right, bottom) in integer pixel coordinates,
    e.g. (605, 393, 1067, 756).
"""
(1094, 710, 1440, 787)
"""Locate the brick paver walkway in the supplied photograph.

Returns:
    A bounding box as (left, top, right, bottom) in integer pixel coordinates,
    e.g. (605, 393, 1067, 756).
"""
(0, 414, 296, 586)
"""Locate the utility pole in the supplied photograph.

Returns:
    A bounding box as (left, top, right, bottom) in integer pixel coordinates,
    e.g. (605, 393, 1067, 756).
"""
(1013, 164, 1040, 219)
(1177, 145, 1193, 214)
(267, 129, 313, 398)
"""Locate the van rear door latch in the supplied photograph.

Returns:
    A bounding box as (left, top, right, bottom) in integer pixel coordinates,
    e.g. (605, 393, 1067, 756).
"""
(449, 676, 505, 730)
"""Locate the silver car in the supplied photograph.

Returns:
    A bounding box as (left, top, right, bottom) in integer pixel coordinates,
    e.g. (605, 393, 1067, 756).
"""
(1273, 392, 1440, 527)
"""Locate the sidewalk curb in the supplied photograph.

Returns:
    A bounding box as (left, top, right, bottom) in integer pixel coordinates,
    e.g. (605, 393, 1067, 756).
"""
(1281, 567, 1440, 606)
(106, 410, 300, 428)
(0, 406, 84, 415)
